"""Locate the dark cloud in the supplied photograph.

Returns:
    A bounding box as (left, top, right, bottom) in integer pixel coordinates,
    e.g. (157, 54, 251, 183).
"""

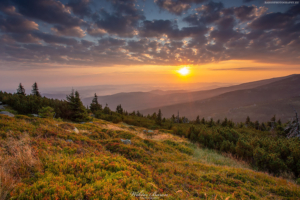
(67, 0, 91, 18)
(32, 32, 79, 45)
(10, 0, 83, 27)
(243, 0, 255, 2)
(155, 0, 208, 15)
(139, 19, 207, 39)
(0, 0, 299, 68)
(91, 0, 145, 37)
(0, 15, 38, 33)
(249, 12, 294, 30)
(51, 25, 86, 37)
(184, 2, 224, 25)
(81, 39, 94, 47)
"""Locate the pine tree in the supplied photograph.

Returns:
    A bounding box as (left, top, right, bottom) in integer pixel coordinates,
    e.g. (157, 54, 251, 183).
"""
(66, 89, 89, 122)
(90, 93, 102, 113)
(245, 116, 251, 125)
(201, 117, 206, 124)
(17, 83, 26, 95)
(103, 103, 111, 114)
(156, 109, 162, 125)
(31, 82, 41, 97)
(196, 115, 200, 124)
(116, 104, 123, 114)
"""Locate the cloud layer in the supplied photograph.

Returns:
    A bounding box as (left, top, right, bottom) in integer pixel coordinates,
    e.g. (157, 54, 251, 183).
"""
(0, 0, 299, 69)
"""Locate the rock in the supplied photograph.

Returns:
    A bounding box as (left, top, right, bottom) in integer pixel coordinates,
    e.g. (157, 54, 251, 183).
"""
(66, 139, 73, 143)
(80, 122, 85, 124)
(0, 101, 2, 105)
(73, 127, 79, 134)
(148, 130, 154, 133)
(0, 111, 14, 117)
(120, 139, 131, 145)
(0, 105, 7, 110)
(32, 114, 40, 117)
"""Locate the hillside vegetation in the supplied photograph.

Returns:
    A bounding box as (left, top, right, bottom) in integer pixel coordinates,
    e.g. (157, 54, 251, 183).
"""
(1, 114, 300, 199)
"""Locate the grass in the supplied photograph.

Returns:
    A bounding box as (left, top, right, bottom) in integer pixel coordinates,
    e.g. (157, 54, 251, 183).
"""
(0, 114, 300, 199)
(191, 145, 251, 169)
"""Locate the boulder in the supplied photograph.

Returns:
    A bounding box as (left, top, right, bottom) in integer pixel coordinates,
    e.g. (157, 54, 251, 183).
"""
(66, 139, 73, 143)
(80, 122, 85, 124)
(32, 114, 40, 117)
(120, 139, 131, 145)
(74, 127, 79, 134)
(0, 101, 2, 105)
(0, 111, 14, 117)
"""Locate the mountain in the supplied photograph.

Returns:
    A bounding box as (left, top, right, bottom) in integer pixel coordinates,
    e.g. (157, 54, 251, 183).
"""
(82, 75, 290, 112)
(140, 74, 300, 122)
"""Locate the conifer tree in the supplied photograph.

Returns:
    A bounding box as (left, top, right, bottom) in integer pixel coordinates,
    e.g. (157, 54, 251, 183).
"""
(196, 115, 200, 124)
(245, 116, 251, 125)
(90, 93, 102, 113)
(103, 103, 111, 114)
(116, 104, 123, 114)
(156, 109, 162, 125)
(66, 89, 89, 122)
(17, 83, 26, 95)
(31, 82, 41, 97)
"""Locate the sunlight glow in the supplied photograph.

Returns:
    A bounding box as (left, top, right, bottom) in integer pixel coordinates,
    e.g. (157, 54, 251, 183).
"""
(178, 67, 190, 76)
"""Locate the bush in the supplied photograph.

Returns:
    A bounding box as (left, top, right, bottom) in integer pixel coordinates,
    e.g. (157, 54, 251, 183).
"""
(38, 106, 55, 118)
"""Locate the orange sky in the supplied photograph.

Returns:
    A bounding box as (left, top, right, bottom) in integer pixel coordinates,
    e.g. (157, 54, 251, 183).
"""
(1, 60, 300, 90)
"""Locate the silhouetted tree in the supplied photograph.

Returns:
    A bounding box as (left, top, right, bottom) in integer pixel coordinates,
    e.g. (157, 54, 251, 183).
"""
(17, 83, 25, 95)
(66, 89, 89, 122)
(245, 116, 251, 125)
(31, 82, 41, 97)
(90, 93, 102, 113)
(156, 109, 162, 125)
(201, 117, 206, 124)
(116, 104, 123, 114)
(196, 115, 200, 124)
(103, 103, 111, 114)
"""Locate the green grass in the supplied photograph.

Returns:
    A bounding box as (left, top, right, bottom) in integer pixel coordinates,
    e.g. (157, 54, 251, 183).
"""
(192, 146, 251, 169)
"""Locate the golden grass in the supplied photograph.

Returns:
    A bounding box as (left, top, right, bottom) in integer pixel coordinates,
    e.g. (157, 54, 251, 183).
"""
(0, 133, 42, 199)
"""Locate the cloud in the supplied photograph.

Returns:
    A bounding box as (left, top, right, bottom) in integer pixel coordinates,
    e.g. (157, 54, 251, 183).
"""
(32, 32, 79, 45)
(51, 25, 86, 37)
(10, 0, 83, 27)
(249, 12, 294, 30)
(210, 67, 273, 71)
(184, 1, 224, 25)
(91, 0, 145, 37)
(0, 15, 38, 33)
(154, 0, 208, 15)
(66, 0, 91, 18)
(139, 19, 208, 39)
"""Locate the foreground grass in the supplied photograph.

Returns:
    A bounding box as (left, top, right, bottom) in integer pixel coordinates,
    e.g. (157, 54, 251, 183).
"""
(0, 114, 300, 199)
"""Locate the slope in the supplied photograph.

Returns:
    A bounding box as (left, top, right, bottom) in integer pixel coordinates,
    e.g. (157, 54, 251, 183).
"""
(1, 114, 299, 199)
(140, 74, 300, 122)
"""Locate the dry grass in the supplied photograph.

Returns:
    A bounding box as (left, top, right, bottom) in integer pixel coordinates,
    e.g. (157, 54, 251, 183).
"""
(0, 134, 42, 200)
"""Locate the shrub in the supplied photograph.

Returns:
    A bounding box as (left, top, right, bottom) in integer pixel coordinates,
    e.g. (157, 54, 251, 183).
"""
(38, 106, 55, 118)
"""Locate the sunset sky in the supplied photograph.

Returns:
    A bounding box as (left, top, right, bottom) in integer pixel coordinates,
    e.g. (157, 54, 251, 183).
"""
(0, 0, 299, 91)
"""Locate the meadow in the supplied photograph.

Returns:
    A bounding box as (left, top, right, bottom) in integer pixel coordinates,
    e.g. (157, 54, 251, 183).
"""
(0, 113, 300, 199)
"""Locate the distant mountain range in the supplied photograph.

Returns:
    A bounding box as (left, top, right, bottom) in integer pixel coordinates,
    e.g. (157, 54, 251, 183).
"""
(140, 74, 300, 122)
(82, 74, 290, 114)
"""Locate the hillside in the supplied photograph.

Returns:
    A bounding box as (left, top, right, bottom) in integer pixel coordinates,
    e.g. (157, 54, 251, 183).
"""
(82, 75, 291, 112)
(1, 114, 300, 199)
(141, 74, 300, 122)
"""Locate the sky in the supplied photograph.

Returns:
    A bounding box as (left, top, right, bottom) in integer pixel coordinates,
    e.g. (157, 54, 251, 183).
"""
(0, 0, 299, 92)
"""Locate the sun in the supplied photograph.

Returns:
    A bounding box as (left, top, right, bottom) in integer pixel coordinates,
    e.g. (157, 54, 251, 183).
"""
(178, 67, 190, 76)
